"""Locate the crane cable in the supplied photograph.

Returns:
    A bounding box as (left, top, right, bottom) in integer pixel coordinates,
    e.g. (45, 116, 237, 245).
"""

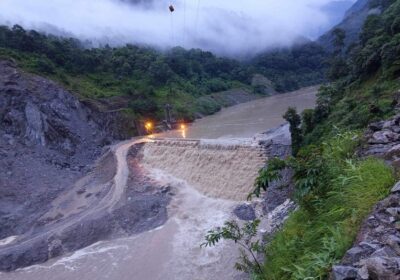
(194, 0, 201, 43)
(170, 4, 175, 46)
(183, 0, 187, 46)
(170, 0, 200, 47)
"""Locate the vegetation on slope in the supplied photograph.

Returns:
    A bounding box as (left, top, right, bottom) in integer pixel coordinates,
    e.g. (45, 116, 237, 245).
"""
(259, 1, 400, 279)
(261, 133, 394, 279)
(0, 28, 251, 121)
(0, 25, 327, 124)
(201, 2, 399, 278)
(197, 1, 400, 278)
(251, 42, 327, 92)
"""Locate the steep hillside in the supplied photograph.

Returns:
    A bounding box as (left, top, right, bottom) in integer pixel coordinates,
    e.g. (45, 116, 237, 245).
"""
(318, 0, 378, 51)
(250, 42, 327, 92)
(256, 1, 400, 279)
(0, 59, 128, 239)
(321, 0, 357, 30)
(0, 59, 173, 271)
(0, 24, 328, 128)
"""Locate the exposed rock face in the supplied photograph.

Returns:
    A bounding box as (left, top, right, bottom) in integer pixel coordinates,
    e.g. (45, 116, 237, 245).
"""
(332, 114, 400, 280)
(0, 144, 171, 271)
(234, 204, 256, 221)
(0, 59, 139, 240)
(331, 185, 400, 280)
(362, 114, 400, 168)
(0, 59, 104, 239)
(257, 124, 294, 214)
(0, 60, 169, 271)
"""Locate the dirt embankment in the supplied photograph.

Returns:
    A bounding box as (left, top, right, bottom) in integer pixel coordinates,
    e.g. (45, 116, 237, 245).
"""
(0, 142, 172, 271)
(0, 60, 172, 271)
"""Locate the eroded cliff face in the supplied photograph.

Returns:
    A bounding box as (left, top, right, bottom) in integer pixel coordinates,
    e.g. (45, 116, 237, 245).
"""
(0, 59, 133, 239)
(0, 60, 178, 271)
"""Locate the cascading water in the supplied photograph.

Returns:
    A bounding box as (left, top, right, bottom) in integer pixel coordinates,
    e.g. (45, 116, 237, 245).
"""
(0, 86, 317, 280)
(142, 139, 267, 200)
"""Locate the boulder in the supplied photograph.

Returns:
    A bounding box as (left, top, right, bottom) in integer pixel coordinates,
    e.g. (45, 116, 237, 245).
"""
(369, 131, 400, 144)
(343, 246, 369, 264)
(233, 204, 256, 221)
(331, 265, 358, 280)
(369, 121, 385, 132)
(381, 195, 400, 208)
(366, 257, 400, 280)
(392, 182, 400, 193)
(385, 208, 400, 219)
(371, 246, 398, 258)
(385, 235, 400, 255)
(357, 265, 369, 280)
(385, 144, 400, 160)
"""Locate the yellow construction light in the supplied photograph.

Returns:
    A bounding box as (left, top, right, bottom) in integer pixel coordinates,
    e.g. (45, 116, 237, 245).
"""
(145, 122, 153, 129)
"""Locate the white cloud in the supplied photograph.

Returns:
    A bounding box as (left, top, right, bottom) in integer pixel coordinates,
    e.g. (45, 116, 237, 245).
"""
(0, 0, 356, 56)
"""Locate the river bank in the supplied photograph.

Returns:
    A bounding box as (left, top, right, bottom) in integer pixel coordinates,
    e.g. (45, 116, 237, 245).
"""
(0, 85, 317, 279)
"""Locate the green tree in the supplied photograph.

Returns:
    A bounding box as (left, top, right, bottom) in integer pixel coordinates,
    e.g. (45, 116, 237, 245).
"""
(283, 107, 303, 156)
(301, 109, 315, 135)
(202, 219, 264, 274)
(331, 28, 346, 55)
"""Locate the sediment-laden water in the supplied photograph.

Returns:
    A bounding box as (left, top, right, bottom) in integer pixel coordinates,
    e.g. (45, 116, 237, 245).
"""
(0, 87, 317, 280)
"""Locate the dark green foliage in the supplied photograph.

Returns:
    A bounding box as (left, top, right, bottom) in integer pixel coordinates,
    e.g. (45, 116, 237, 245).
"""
(351, 1, 400, 78)
(301, 109, 315, 134)
(261, 132, 394, 279)
(129, 98, 159, 116)
(249, 132, 394, 279)
(332, 28, 346, 55)
(301, 1, 400, 146)
(0, 24, 329, 122)
(0, 25, 254, 121)
(202, 219, 264, 274)
(283, 107, 303, 155)
(259, 2, 400, 279)
(248, 157, 287, 200)
(251, 42, 327, 92)
(34, 56, 56, 74)
(327, 28, 349, 81)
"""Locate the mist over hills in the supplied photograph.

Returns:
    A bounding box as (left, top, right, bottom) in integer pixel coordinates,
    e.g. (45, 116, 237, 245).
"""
(0, 0, 356, 56)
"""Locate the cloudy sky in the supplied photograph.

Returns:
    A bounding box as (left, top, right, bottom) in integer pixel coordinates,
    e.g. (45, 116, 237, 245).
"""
(0, 0, 356, 56)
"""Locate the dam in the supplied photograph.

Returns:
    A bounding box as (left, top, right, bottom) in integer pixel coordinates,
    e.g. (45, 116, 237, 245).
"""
(142, 138, 268, 200)
(0, 86, 317, 280)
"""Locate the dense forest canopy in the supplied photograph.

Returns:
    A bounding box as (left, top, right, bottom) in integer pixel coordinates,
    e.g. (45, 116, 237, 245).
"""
(0, 24, 327, 121)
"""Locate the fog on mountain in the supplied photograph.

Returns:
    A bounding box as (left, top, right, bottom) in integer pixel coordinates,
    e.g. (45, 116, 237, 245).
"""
(0, 0, 355, 56)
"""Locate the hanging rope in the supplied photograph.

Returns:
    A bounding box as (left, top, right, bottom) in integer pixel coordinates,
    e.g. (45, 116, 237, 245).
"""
(170, 4, 175, 46)
(194, 0, 201, 43)
(183, 0, 187, 46)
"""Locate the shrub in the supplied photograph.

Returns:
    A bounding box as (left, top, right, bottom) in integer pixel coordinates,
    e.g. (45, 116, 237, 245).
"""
(261, 133, 394, 280)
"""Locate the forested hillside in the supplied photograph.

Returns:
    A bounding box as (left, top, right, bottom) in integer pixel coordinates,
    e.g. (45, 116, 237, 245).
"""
(251, 41, 327, 92)
(257, 0, 400, 279)
(0, 25, 326, 124)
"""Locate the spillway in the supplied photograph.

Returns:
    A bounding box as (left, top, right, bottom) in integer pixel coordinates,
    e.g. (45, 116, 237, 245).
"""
(0, 86, 317, 280)
(142, 139, 267, 200)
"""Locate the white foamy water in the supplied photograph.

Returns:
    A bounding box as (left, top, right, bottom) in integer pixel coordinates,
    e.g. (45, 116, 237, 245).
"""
(142, 139, 266, 200)
(1, 170, 242, 280)
(1, 87, 317, 280)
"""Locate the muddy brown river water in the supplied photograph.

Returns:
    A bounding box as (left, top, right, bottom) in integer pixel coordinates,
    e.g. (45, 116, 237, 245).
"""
(0, 86, 317, 280)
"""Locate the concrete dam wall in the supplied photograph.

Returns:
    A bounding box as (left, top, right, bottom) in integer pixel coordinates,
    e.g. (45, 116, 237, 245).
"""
(141, 139, 268, 201)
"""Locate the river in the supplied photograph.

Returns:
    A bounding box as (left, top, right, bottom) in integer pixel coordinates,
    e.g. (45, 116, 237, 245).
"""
(1, 86, 317, 280)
